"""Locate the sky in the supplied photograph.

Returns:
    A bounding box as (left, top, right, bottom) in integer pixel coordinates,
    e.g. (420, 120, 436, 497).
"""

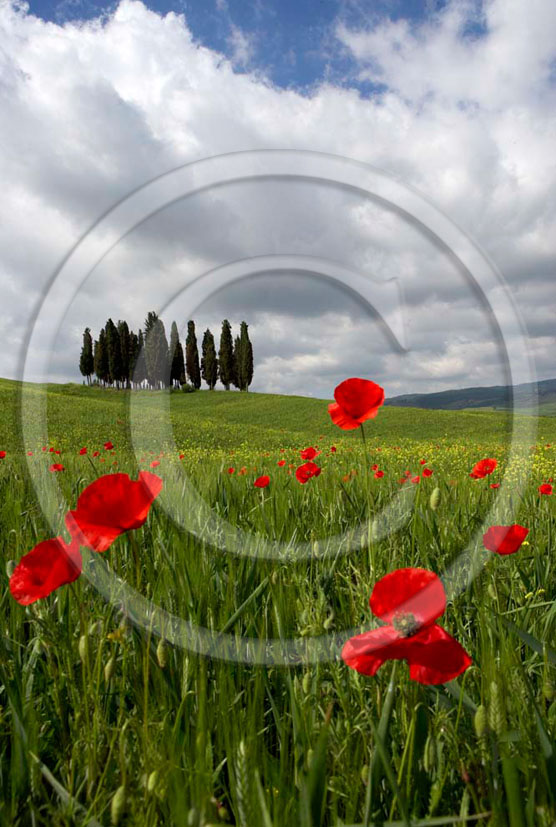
(1, 0, 555, 398)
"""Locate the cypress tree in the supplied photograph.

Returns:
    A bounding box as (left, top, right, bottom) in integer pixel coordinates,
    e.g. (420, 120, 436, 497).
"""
(232, 335, 241, 389)
(144, 311, 159, 389)
(185, 321, 201, 390)
(201, 328, 218, 390)
(169, 321, 185, 387)
(218, 319, 234, 390)
(153, 317, 170, 388)
(133, 330, 147, 387)
(79, 327, 94, 384)
(117, 320, 131, 389)
(235, 322, 253, 391)
(128, 330, 139, 387)
(94, 328, 109, 386)
(105, 318, 122, 387)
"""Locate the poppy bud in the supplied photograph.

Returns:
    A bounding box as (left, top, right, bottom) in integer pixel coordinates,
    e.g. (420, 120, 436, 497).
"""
(217, 805, 230, 821)
(323, 612, 334, 630)
(306, 748, 314, 769)
(542, 677, 554, 702)
(474, 704, 487, 738)
(156, 638, 168, 669)
(360, 764, 369, 785)
(5, 560, 15, 578)
(429, 487, 441, 510)
(78, 634, 88, 664)
(423, 734, 436, 772)
(104, 655, 116, 683)
(110, 785, 126, 825)
(487, 583, 497, 600)
(302, 672, 311, 694)
(147, 770, 159, 795)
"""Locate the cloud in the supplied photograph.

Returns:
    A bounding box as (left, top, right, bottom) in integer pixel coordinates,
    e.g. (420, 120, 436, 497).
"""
(0, 0, 554, 399)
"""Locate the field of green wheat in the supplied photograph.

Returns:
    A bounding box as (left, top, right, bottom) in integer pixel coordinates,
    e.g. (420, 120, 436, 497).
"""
(0, 379, 555, 826)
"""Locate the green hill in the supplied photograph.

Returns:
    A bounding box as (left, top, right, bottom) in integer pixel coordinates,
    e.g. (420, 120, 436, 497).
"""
(2, 378, 555, 456)
(385, 377, 556, 414)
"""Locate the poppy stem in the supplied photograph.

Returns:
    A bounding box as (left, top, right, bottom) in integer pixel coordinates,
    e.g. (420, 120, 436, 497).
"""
(359, 422, 370, 502)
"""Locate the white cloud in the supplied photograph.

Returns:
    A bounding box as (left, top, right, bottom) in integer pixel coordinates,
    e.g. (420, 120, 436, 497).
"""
(0, 0, 554, 397)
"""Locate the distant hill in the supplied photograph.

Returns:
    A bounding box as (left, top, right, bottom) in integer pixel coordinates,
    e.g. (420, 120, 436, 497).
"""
(385, 378, 556, 415)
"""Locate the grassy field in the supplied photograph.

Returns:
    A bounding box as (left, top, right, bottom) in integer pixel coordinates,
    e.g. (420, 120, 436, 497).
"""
(1, 380, 555, 826)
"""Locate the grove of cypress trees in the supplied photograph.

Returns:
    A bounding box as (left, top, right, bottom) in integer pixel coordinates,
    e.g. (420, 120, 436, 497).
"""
(218, 319, 234, 390)
(201, 328, 218, 390)
(185, 320, 201, 390)
(79, 327, 94, 384)
(169, 321, 185, 388)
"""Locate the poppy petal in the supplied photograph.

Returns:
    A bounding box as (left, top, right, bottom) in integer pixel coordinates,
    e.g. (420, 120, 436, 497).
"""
(9, 537, 82, 605)
(334, 378, 385, 422)
(328, 402, 360, 430)
(341, 625, 402, 676)
(482, 524, 529, 555)
(66, 471, 163, 552)
(370, 567, 446, 625)
(405, 624, 473, 685)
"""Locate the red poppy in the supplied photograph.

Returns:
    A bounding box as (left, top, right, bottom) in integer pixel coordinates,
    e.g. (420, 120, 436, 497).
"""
(342, 568, 472, 684)
(422, 468, 433, 477)
(300, 446, 320, 460)
(371, 464, 378, 471)
(65, 471, 163, 552)
(470, 458, 497, 479)
(49, 463, 65, 472)
(254, 475, 270, 488)
(0, 451, 5, 459)
(49, 447, 55, 453)
(419, 459, 427, 465)
(411, 475, 420, 484)
(330, 446, 337, 453)
(150, 460, 160, 468)
(277, 459, 286, 467)
(328, 378, 385, 430)
(179, 453, 185, 459)
(79, 447, 87, 455)
(92, 450, 100, 457)
(238, 466, 247, 475)
(42, 446, 47, 452)
(27, 451, 33, 456)
(295, 461, 322, 484)
(374, 470, 384, 479)
(104, 441, 114, 450)
(9, 537, 82, 605)
(483, 524, 529, 555)
(227, 467, 235, 475)
(538, 483, 553, 495)
(398, 477, 407, 484)
(490, 483, 500, 489)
